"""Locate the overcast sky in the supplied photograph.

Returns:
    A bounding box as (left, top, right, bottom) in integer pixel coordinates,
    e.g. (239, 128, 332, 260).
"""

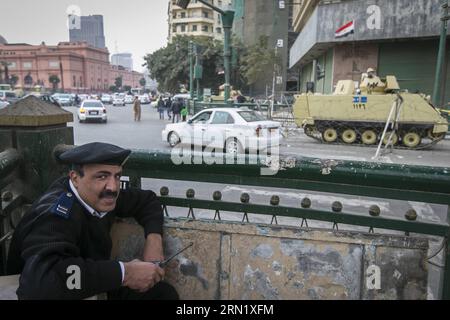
(0, 0, 169, 71)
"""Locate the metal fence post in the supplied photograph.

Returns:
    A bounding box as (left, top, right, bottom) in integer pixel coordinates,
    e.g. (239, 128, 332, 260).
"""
(442, 206, 450, 299)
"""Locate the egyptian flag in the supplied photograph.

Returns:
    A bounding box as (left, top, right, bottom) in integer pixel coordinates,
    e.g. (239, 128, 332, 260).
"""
(335, 21, 355, 38)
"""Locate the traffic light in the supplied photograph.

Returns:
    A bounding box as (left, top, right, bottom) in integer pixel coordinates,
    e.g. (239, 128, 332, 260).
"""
(176, 0, 190, 9)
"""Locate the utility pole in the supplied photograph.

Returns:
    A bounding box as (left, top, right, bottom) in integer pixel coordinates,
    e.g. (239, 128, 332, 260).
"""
(270, 46, 278, 120)
(432, 0, 449, 108)
(189, 40, 194, 99)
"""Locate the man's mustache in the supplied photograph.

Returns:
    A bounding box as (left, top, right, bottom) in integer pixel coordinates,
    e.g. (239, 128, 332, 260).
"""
(99, 190, 118, 199)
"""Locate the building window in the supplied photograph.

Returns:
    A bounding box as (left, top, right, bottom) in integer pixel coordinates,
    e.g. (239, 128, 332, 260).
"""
(49, 61, 59, 68)
(9, 62, 17, 69)
(173, 25, 177, 33)
(181, 25, 186, 32)
(180, 12, 186, 18)
(216, 27, 222, 33)
(203, 11, 209, 18)
(23, 62, 32, 69)
(192, 25, 198, 31)
(202, 25, 208, 32)
(173, 13, 176, 19)
(73, 76, 76, 87)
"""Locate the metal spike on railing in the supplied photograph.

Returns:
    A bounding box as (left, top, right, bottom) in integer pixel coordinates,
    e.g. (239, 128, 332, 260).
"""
(300, 197, 311, 228)
(213, 191, 222, 221)
(270, 195, 279, 225)
(186, 189, 196, 220)
(240, 193, 250, 223)
(368, 205, 381, 233)
(160, 187, 170, 217)
(404, 209, 417, 236)
(332, 201, 343, 231)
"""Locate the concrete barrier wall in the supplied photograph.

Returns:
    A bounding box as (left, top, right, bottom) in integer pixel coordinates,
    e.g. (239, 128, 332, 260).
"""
(111, 218, 429, 300)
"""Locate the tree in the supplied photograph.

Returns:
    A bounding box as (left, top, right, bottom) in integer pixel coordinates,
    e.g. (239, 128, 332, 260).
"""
(9, 74, 18, 88)
(49, 74, 61, 92)
(114, 76, 123, 90)
(0, 61, 9, 83)
(123, 85, 132, 93)
(239, 36, 282, 88)
(144, 35, 223, 93)
(139, 77, 146, 88)
(109, 85, 117, 93)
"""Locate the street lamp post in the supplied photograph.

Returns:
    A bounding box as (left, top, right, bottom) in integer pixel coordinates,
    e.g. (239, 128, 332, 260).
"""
(177, 0, 235, 102)
(432, 0, 449, 108)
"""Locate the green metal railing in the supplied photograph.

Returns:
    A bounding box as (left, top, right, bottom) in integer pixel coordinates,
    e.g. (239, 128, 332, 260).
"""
(111, 149, 450, 299)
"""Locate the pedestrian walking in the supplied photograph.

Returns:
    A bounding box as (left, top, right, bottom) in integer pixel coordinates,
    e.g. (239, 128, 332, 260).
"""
(171, 98, 182, 123)
(181, 105, 188, 122)
(157, 97, 165, 120)
(165, 97, 172, 120)
(133, 96, 141, 122)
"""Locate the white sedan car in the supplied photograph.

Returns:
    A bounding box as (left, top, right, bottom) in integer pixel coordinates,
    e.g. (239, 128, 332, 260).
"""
(124, 95, 134, 104)
(162, 108, 282, 154)
(113, 96, 126, 106)
(77, 100, 107, 123)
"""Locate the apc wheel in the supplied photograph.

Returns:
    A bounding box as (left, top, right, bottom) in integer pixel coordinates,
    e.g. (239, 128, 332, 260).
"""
(323, 128, 338, 143)
(225, 138, 243, 155)
(382, 132, 398, 145)
(361, 130, 377, 145)
(427, 129, 445, 141)
(341, 129, 357, 144)
(168, 132, 180, 147)
(403, 132, 421, 148)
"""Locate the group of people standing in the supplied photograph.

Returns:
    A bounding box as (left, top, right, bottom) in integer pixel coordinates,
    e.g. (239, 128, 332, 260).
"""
(157, 96, 187, 123)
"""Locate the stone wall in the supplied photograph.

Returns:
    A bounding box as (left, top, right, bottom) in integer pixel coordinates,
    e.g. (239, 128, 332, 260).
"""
(111, 218, 429, 300)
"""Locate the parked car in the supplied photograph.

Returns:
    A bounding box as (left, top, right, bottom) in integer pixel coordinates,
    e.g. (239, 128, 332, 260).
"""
(162, 108, 282, 154)
(0, 90, 19, 104)
(101, 94, 113, 104)
(53, 93, 73, 106)
(77, 100, 107, 123)
(113, 95, 126, 106)
(22, 94, 62, 108)
(40, 94, 62, 108)
(124, 95, 134, 104)
(139, 95, 150, 104)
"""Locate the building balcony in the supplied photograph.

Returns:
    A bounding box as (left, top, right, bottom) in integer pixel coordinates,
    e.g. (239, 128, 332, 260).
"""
(172, 16, 214, 24)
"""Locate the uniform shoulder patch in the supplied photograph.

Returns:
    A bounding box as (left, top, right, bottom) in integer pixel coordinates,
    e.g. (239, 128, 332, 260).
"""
(51, 192, 75, 219)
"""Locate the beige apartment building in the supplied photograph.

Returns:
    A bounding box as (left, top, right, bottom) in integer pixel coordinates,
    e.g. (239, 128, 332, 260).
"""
(168, 0, 232, 42)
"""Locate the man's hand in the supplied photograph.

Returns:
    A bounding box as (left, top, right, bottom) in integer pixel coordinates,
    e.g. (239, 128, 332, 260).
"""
(143, 233, 164, 263)
(122, 259, 165, 292)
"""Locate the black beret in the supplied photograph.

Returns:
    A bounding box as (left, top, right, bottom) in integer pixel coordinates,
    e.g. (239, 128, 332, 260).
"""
(58, 142, 131, 166)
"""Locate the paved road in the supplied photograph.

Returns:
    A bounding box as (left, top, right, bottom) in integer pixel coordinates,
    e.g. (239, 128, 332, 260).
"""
(65, 103, 448, 299)
(66, 103, 450, 167)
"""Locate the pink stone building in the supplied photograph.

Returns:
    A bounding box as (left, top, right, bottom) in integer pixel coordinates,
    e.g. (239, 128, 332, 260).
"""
(0, 41, 143, 93)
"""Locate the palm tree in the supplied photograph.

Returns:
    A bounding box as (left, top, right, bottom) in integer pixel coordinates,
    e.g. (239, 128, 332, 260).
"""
(49, 75, 61, 92)
(0, 61, 10, 83)
(139, 77, 146, 89)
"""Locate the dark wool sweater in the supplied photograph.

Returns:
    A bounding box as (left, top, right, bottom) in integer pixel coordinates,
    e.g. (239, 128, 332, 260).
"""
(6, 177, 163, 300)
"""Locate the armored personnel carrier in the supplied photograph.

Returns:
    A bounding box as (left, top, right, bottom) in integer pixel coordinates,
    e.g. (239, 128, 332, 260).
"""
(293, 75, 448, 149)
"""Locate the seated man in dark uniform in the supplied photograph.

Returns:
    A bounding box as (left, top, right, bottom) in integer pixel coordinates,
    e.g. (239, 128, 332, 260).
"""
(6, 142, 179, 300)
